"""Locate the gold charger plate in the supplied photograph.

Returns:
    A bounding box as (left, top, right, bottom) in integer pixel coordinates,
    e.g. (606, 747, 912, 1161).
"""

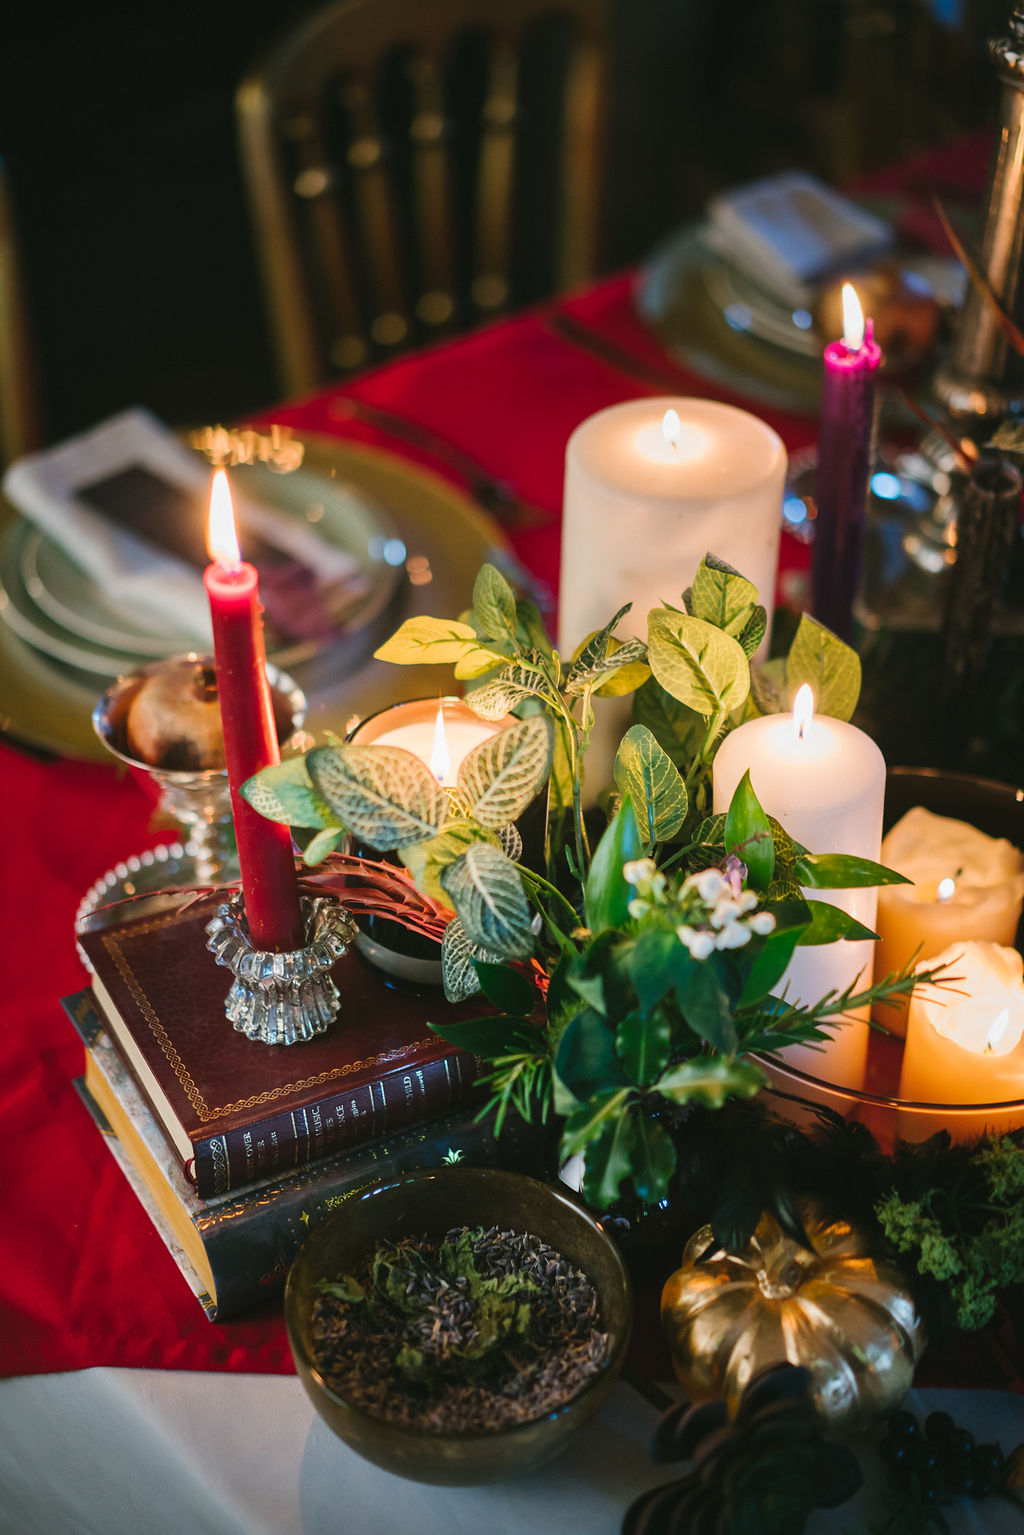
(0, 433, 511, 762)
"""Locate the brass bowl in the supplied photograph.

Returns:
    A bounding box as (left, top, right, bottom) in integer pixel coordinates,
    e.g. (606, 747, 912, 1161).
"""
(285, 1168, 633, 1485)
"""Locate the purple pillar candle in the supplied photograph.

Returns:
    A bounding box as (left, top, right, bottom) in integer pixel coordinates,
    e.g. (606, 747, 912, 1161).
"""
(811, 284, 881, 642)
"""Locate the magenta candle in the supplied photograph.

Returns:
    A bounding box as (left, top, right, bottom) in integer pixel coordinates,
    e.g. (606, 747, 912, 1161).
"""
(811, 284, 881, 641)
(203, 470, 303, 952)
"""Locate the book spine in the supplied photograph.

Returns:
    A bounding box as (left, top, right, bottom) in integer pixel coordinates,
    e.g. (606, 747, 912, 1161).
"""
(191, 1049, 478, 1198)
(195, 1110, 547, 1319)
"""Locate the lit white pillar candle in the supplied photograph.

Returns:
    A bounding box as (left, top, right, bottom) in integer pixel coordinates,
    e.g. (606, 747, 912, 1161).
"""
(873, 807, 1024, 1035)
(712, 686, 886, 1088)
(899, 941, 1024, 1140)
(560, 397, 785, 793)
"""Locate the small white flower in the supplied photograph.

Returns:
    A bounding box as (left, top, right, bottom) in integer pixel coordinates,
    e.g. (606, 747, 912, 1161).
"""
(709, 896, 745, 929)
(714, 921, 752, 950)
(623, 858, 657, 886)
(749, 911, 776, 936)
(690, 868, 727, 903)
(677, 925, 716, 960)
(628, 897, 650, 920)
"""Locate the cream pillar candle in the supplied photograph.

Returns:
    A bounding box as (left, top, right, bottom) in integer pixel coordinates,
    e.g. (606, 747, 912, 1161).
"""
(873, 807, 1024, 1035)
(712, 687, 886, 1088)
(899, 941, 1024, 1140)
(560, 397, 785, 793)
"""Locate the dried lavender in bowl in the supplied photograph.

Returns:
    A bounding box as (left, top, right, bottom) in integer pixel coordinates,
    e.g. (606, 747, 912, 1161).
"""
(310, 1224, 609, 1433)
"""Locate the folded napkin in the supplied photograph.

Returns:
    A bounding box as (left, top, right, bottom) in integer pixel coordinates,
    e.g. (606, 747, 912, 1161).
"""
(2, 408, 367, 646)
(705, 171, 893, 307)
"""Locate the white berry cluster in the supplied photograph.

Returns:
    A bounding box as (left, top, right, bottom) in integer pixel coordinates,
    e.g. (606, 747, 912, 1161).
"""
(622, 857, 775, 961)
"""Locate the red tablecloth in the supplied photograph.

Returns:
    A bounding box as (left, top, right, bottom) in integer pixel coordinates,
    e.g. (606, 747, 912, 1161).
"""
(5, 136, 1019, 1389)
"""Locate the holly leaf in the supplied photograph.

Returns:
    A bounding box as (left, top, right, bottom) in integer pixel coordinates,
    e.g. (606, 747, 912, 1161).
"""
(675, 959, 739, 1054)
(577, 1111, 634, 1209)
(615, 1010, 673, 1087)
(622, 1115, 676, 1204)
(555, 1008, 625, 1103)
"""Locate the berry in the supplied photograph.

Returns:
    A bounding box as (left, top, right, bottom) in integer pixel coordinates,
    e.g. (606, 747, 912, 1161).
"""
(946, 1463, 976, 1497)
(889, 1410, 921, 1443)
(972, 1444, 1004, 1479)
(911, 1444, 940, 1478)
(925, 1410, 955, 1448)
(950, 1427, 976, 1459)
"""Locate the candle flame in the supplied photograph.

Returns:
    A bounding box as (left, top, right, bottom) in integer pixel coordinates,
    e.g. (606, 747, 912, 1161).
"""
(429, 702, 451, 784)
(206, 469, 241, 568)
(661, 409, 681, 449)
(985, 1007, 1010, 1052)
(937, 877, 956, 903)
(792, 683, 815, 741)
(841, 283, 865, 351)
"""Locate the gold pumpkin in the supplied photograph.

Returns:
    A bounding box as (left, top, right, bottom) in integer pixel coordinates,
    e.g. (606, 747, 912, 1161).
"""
(661, 1205, 926, 1431)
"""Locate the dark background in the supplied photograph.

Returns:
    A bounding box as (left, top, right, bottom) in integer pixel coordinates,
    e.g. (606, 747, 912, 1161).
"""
(0, 0, 1005, 442)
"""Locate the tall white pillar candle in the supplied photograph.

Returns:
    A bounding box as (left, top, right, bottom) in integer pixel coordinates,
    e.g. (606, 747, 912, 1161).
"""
(712, 690, 886, 1088)
(560, 397, 786, 794)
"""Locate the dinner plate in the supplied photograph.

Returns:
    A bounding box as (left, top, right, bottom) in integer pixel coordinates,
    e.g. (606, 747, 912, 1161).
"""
(1, 453, 403, 676)
(0, 434, 511, 762)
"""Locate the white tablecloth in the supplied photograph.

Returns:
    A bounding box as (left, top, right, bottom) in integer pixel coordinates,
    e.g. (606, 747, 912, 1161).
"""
(0, 1372, 1021, 1535)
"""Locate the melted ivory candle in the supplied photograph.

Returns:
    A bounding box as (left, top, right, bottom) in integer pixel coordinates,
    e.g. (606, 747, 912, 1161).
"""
(899, 941, 1024, 1139)
(712, 686, 886, 1089)
(560, 397, 785, 794)
(873, 807, 1024, 1035)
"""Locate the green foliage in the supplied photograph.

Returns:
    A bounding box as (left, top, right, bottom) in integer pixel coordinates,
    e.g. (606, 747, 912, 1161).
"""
(242, 554, 918, 1213)
(876, 1134, 1024, 1330)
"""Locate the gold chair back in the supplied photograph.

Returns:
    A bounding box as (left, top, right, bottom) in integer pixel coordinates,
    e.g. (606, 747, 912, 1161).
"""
(237, 0, 610, 396)
(0, 161, 43, 467)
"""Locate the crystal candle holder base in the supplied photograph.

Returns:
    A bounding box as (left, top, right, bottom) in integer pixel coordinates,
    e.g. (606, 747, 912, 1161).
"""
(205, 893, 356, 1046)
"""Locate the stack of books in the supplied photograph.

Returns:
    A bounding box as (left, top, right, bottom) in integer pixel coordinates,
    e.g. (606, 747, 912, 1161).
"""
(71, 890, 547, 1320)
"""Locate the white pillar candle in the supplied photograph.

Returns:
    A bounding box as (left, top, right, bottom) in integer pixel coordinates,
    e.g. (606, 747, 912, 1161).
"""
(559, 397, 785, 793)
(899, 941, 1024, 1141)
(712, 687, 886, 1088)
(349, 697, 504, 784)
(873, 807, 1024, 1035)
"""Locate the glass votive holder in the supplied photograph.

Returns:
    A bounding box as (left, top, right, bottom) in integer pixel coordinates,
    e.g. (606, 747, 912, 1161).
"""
(92, 653, 307, 888)
(344, 696, 520, 987)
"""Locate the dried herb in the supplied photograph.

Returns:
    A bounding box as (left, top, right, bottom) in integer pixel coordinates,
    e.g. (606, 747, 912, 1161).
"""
(310, 1225, 608, 1432)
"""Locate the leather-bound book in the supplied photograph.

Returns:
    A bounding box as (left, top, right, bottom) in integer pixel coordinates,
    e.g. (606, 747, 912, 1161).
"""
(76, 891, 480, 1198)
(68, 992, 544, 1321)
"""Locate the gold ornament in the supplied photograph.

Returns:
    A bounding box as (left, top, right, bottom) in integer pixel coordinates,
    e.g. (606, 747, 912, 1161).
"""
(661, 1205, 926, 1431)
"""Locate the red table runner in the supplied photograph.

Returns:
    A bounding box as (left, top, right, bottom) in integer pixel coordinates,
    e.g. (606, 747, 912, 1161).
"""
(5, 135, 1019, 1390)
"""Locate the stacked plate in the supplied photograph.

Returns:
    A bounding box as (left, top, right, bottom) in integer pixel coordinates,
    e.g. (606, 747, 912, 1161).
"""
(0, 452, 405, 682)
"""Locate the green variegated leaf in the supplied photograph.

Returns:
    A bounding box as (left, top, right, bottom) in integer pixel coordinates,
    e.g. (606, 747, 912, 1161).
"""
(736, 605, 768, 659)
(515, 599, 555, 659)
(614, 724, 688, 846)
(497, 821, 523, 862)
(689, 555, 758, 636)
(456, 715, 553, 829)
(302, 827, 345, 865)
(749, 656, 788, 714)
(785, 613, 861, 721)
(647, 608, 750, 717)
(632, 677, 706, 769)
(655, 1055, 766, 1107)
(470, 563, 519, 648)
(593, 638, 651, 697)
(373, 615, 496, 671)
(307, 744, 447, 850)
(441, 919, 493, 1002)
(241, 757, 339, 829)
(400, 821, 496, 905)
(440, 843, 534, 958)
(463, 662, 540, 721)
(564, 604, 633, 696)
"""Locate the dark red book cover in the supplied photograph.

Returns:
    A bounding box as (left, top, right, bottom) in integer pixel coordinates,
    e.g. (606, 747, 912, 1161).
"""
(77, 892, 480, 1196)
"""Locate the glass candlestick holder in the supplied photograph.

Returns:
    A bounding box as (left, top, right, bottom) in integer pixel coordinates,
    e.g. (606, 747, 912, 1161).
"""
(90, 652, 307, 890)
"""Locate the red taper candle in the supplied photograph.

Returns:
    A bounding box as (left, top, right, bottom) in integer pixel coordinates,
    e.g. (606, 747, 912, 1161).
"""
(203, 469, 303, 951)
(811, 282, 881, 643)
